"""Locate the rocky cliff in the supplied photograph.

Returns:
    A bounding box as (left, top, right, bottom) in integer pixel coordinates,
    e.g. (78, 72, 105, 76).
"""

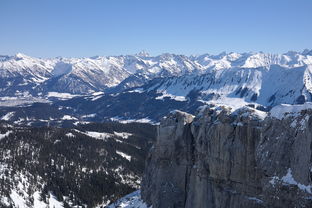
(141, 106, 312, 208)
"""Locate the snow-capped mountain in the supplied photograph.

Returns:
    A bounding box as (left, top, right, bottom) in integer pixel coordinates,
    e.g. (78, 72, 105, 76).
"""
(1, 50, 312, 125)
(0, 52, 203, 97)
(1, 50, 311, 99)
(1, 50, 312, 207)
(146, 64, 312, 107)
(192, 50, 312, 70)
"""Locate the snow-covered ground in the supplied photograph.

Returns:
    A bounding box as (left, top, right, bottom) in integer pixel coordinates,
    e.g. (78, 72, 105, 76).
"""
(110, 117, 157, 124)
(73, 129, 113, 140)
(270, 102, 312, 119)
(116, 151, 132, 161)
(0, 131, 12, 140)
(107, 190, 149, 208)
(1, 112, 15, 120)
(47, 92, 80, 100)
(114, 132, 133, 139)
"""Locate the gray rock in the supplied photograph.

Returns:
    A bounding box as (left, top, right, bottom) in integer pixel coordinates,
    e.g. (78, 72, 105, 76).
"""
(141, 107, 312, 208)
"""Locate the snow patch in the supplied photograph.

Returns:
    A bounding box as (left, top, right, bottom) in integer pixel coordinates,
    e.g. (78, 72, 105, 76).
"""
(127, 88, 144, 93)
(1, 112, 15, 121)
(81, 113, 96, 118)
(74, 129, 113, 140)
(110, 117, 156, 124)
(65, 132, 75, 138)
(116, 151, 131, 161)
(52, 62, 72, 77)
(85, 131, 112, 140)
(107, 190, 149, 208)
(47, 92, 79, 100)
(61, 115, 78, 120)
(0, 131, 12, 140)
(114, 132, 133, 139)
(155, 91, 187, 101)
(270, 103, 312, 119)
(48, 193, 64, 208)
(10, 190, 27, 208)
(270, 168, 312, 193)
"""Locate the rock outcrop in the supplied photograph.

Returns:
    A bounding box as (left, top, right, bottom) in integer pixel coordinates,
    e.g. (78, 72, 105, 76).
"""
(141, 107, 312, 208)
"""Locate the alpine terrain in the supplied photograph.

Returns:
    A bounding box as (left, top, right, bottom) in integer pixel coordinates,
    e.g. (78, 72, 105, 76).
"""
(1, 50, 312, 207)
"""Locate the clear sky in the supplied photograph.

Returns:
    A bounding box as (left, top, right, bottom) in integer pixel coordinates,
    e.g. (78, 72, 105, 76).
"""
(0, 0, 311, 58)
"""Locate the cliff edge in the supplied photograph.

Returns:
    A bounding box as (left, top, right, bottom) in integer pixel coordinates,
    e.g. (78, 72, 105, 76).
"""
(141, 106, 312, 208)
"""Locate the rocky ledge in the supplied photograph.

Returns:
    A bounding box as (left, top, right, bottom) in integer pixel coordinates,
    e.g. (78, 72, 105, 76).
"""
(141, 106, 312, 208)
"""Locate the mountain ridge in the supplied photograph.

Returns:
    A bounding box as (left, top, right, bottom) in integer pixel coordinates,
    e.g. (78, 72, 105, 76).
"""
(0, 50, 311, 97)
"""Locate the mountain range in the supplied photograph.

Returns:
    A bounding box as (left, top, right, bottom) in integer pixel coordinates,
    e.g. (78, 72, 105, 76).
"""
(1, 50, 312, 207)
(1, 50, 311, 97)
(1, 50, 312, 125)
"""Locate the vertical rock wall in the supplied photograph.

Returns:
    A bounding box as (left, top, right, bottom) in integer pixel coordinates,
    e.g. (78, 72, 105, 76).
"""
(141, 107, 312, 208)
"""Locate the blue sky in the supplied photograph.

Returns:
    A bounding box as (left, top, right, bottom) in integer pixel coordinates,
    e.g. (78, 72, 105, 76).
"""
(0, 0, 311, 57)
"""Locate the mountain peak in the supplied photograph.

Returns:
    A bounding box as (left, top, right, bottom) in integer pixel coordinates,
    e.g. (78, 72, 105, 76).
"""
(14, 52, 31, 59)
(136, 50, 150, 57)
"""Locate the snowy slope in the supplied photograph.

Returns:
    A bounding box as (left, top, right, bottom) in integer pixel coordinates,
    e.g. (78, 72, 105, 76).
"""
(0, 122, 156, 207)
(2, 55, 312, 125)
(142, 64, 312, 108)
(107, 191, 149, 208)
(0, 50, 311, 97)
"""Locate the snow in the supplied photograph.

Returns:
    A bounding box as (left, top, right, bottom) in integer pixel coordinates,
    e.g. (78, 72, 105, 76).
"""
(73, 121, 90, 126)
(33, 191, 65, 208)
(110, 117, 156, 124)
(33, 191, 48, 208)
(0, 131, 12, 140)
(143, 59, 312, 111)
(47, 92, 79, 100)
(48, 193, 64, 208)
(107, 190, 149, 208)
(197, 101, 267, 120)
(270, 103, 312, 119)
(81, 113, 96, 118)
(1, 51, 312, 106)
(0, 196, 10, 207)
(74, 129, 113, 140)
(84, 131, 112, 140)
(92, 91, 104, 96)
(206, 97, 251, 111)
(233, 107, 267, 120)
(91, 95, 103, 101)
(155, 91, 187, 101)
(114, 132, 133, 139)
(0, 96, 49, 107)
(127, 88, 144, 93)
(65, 132, 75, 137)
(270, 168, 312, 193)
(10, 190, 27, 208)
(51, 62, 72, 77)
(116, 151, 131, 161)
(61, 115, 78, 120)
(0, 168, 65, 208)
(1, 112, 15, 120)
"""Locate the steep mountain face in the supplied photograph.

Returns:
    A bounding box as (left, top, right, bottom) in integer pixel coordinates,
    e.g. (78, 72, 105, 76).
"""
(0, 122, 156, 207)
(143, 64, 312, 107)
(0, 52, 202, 97)
(0, 50, 311, 98)
(37, 64, 312, 124)
(141, 107, 312, 208)
(2, 63, 312, 126)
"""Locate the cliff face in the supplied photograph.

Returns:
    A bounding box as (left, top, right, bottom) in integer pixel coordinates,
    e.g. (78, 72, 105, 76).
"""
(141, 107, 312, 208)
